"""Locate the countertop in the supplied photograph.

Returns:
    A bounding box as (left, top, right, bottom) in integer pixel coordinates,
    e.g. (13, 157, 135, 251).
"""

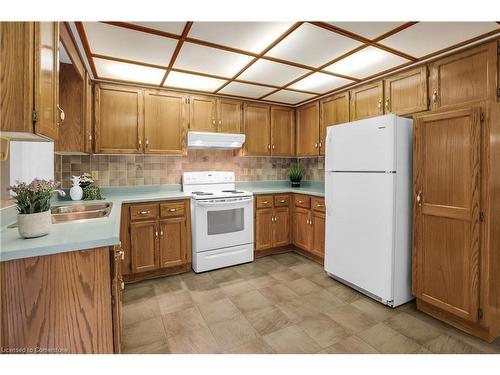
(0, 181, 323, 262)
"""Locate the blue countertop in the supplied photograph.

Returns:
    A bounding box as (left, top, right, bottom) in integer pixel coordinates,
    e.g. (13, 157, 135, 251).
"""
(0, 181, 324, 262)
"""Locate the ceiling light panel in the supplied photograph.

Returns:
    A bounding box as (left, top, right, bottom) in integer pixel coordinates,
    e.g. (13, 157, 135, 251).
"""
(83, 22, 177, 66)
(94, 58, 166, 84)
(219, 82, 275, 98)
(174, 42, 254, 77)
(328, 22, 406, 40)
(324, 46, 409, 79)
(164, 71, 227, 92)
(264, 90, 316, 104)
(265, 23, 362, 67)
(289, 72, 353, 93)
(238, 59, 309, 86)
(380, 22, 500, 57)
(128, 22, 186, 35)
(188, 22, 294, 53)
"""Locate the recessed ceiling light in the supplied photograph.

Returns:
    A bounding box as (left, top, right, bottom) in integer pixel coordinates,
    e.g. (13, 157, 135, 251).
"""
(219, 82, 275, 98)
(164, 71, 226, 91)
(94, 58, 165, 84)
(289, 72, 353, 93)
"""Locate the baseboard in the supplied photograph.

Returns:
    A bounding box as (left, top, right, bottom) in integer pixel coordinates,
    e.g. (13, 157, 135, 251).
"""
(124, 263, 191, 284)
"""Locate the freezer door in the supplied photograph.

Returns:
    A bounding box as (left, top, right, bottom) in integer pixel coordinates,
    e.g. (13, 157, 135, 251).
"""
(325, 114, 397, 172)
(325, 172, 395, 302)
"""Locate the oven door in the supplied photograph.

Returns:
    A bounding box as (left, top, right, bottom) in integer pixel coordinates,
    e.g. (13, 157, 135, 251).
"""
(193, 196, 254, 253)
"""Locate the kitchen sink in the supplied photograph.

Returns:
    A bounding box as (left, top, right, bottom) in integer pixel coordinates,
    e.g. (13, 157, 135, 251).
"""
(50, 202, 113, 223)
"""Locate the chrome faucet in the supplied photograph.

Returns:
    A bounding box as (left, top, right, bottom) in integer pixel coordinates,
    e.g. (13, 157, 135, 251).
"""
(53, 189, 66, 197)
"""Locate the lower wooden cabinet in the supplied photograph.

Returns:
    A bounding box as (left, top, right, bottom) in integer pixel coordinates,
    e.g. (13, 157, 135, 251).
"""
(293, 207, 312, 250)
(292, 195, 325, 261)
(130, 220, 158, 273)
(254, 194, 290, 253)
(158, 217, 187, 268)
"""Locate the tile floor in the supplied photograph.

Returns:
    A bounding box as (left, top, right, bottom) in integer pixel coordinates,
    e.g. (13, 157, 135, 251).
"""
(121, 252, 500, 354)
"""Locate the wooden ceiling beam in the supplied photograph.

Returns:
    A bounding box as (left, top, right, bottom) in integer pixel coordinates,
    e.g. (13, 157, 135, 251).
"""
(75, 22, 98, 78)
(160, 22, 193, 86)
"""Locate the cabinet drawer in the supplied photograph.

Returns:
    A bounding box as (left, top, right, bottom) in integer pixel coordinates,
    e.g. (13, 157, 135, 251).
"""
(129, 203, 158, 221)
(160, 201, 185, 218)
(311, 197, 325, 212)
(294, 195, 310, 209)
(256, 195, 273, 209)
(274, 194, 290, 207)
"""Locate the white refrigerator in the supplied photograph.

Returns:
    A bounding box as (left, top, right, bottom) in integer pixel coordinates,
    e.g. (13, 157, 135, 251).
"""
(324, 114, 413, 307)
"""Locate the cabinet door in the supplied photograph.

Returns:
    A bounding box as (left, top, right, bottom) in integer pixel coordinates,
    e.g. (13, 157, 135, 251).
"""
(218, 98, 242, 133)
(158, 217, 186, 268)
(255, 208, 273, 251)
(311, 211, 325, 259)
(430, 42, 496, 110)
(296, 101, 320, 156)
(293, 207, 312, 251)
(95, 84, 143, 153)
(84, 73, 93, 153)
(270, 106, 294, 156)
(350, 81, 383, 121)
(384, 66, 428, 116)
(189, 95, 217, 132)
(110, 246, 123, 354)
(144, 90, 187, 154)
(244, 102, 271, 156)
(273, 207, 290, 248)
(413, 106, 481, 323)
(130, 220, 158, 273)
(34, 22, 60, 140)
(320, 92, 349, 155)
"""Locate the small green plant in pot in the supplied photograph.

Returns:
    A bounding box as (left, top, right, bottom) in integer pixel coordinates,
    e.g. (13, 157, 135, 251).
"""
(289, 163, 302, 188)
(8, 179, 60, 238)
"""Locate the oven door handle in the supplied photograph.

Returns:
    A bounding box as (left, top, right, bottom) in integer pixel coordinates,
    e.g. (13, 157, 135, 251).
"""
(195, 198, 253, 207)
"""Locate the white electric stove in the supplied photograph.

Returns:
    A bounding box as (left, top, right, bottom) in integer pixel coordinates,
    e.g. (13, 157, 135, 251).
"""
(183, 171, 254, 273)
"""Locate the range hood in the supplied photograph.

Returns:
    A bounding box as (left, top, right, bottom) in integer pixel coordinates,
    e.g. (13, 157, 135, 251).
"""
(187, 131, 245, 150)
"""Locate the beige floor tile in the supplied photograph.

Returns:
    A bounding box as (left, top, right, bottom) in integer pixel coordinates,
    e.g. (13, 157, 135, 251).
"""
(162, 306, 208, 337)
(350, 297, 399, 322)
(157, 290, 194, 315)
(167, 326, 221, 354)
(358, 322, 430, 354)
(209, 267, 245, 285)
(221, 280, 256, 296)
(245, 306, 294, 336)
(307, 273, 339, 288)
(386, 312, 443, 344)
(299, 314, 352, 348)
(121, 316, 167, 352)
(424, 334, 483, 354)
(232, 261, 266, 277)
(189, 287, 226, 306)
(183, 272, 218, 291)
(198, 297, 242, 325)
(269, 269, 302, 282)
(272, 252, 305, 267)
(228, 338, 276, 354)
(287, 278, 322, 295)
(326, 304, 378, 333)
(275, 298, 321, 324)
(252, 257, 287, 273)
(319, 335, 379, 354)
(246, 273, 277, 289)
(443, 329, 500, 354)
(300, 289, 346, 314)
(208, 315, 258, 350)
(263, 325, 321, 354)
(123, 282, 155, 304)
(289, 262, 323, 277)
(326, 283, 364, 303)
(123, 340, 170, 354)
(231, 290, 273, 313)
(258, 283, 299, 304)
(122, 297, 161, 327)
(152, 274, 187, 295)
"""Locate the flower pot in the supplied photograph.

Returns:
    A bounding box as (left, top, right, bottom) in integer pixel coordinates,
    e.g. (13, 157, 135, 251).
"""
(291, 181, 301, 188)
(17, 210, 52, 238)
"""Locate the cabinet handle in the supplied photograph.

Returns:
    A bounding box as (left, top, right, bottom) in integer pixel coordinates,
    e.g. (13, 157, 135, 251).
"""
(267, 144, 271, 150)
(306, 219, 309, 224)
(432, 90, 438, 103)
(280, 200, 286, 203)
(218, 120, 222, 125)
(138, 210, 150, 215)
(377, 99, 382, 109)
(57, 105, 65, 125)
(145, 139, 149, 147)
(138, 138, 142, 148)
(120, 279, 125, 291)
(212, 119, 216, 125)
(316, 203, 323, 207)
(114, 241, 124, 261)
(416, 191, 423, 207)
(88, 134, 92, 141)
(319, 140, 322, 148)
(155, 228, 159, 238)
(263, 201, 268, 204)
(169, 208, 176, 212)
(160, 229, 164, 237)
(385, 99, 390, 111)
(314, 143, 318, 148)
(298, 200, 304, 204)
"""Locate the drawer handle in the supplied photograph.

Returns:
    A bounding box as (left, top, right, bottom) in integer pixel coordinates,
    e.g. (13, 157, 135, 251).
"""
(160, 229, 164, 237)
(138, 210, 150, 215)
(280, 200, 286, 203)
(263, 201, 269, 204)
(169, 208, 176, 212)
(298, 200, 304, 204)
(316, 204, 323, 207)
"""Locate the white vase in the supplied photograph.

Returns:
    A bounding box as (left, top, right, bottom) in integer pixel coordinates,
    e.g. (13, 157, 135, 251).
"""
(70, 176, 83, 200)
(17, 210, 52, 238)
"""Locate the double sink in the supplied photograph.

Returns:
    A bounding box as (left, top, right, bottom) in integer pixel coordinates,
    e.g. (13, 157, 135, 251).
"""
(51, 202, 113, 223)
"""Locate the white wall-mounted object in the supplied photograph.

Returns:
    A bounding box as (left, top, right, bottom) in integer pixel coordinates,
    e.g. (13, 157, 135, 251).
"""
(187, 131, 245, 150)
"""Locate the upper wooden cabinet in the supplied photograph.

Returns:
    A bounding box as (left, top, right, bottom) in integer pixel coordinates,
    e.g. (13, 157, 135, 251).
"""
(296, 101, 320, 156)
(270, 106, 295, 156)
(384, 66, 428, 116)
(350, 81, 384, 121)
(1, 22, 60, 140)
(217, 98, 243, 133)
(144, 90, 187, 154)
(243, 102, 271, 156)
(320, 92, 350, 155)
(95, 84, 143, 154)
(83, 73, 93, 153)
(429, 41, 497, 110)
(189, 95, 243, 133)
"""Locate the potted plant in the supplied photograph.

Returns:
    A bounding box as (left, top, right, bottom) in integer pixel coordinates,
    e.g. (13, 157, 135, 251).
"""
(289, 163, 302, 188)
(8, 179, 59, 238)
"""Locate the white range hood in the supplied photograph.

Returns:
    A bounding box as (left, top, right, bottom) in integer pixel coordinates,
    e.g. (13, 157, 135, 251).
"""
(187, 131, 245, 150)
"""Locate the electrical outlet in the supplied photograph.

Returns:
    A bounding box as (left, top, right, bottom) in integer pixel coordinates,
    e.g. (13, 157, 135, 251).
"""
(91, 170, 99, 180)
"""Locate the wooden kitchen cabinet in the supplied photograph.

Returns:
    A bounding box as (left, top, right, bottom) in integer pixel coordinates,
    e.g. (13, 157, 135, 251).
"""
(296, 101, 320, 156)
(218, 98, 243, 133)
(270, 106, 295, 156)
(311, 210, 325, 259)
(243, 102, 271, 156)
(144, 90, 187, 154)
(189, 95, 217, 132)
(293, 207, 312, 251)
(158, 217, 187, 268)
(84, 73, 93, 152)
(255, 207, 274, 251)
(350, 80, 384, 121)
(320, 92, 350, 155)
(94, 84, 143, 153)
(254, 194, 290, 254)
(384, 66, 428, 116)
(291, 195, 325, 262)
(130, 220, 158, 273)
(273, 207, 291, 248)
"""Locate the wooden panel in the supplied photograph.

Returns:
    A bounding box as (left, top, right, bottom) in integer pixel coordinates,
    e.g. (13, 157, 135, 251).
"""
(83, 73, 93, 153)
(311, 211, 325, 259)
(311, 196, 325, 213)
(129, 203, 158, 221)
(296, 101, 320, 156)
(218, 98, 242, 133)
(1, 247, 113, 353)
(110, 246, 122, 354)
(189, 95, 217, 132)
(274, 194, 290, 207)
(243, 102, 271, 156)
(130, 220, 158, 273)
(255, 208, 273, 251)
(120, 203, 131, 276)
(320, 92, 349, 155)
(160, 201, 185, 218)
(158, 217, 186, 268)
(144, 90, 187, 154)
(384, 66, 428, 116)
(255, 195, 273, 209)
(270, 105, 295, 156)
(294, 194, 311, 209)
(34, 22, 59, 140)
(413, 106, 481, 322)
(273, 207, 290, 248)
(430, 41, 497, 110)
(293, 207, 312, 251)
(350, 81, 383, 121)
(59, 22, 84, 80)
(0, 22, 34, 133)
(95, 84, 143, 153)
